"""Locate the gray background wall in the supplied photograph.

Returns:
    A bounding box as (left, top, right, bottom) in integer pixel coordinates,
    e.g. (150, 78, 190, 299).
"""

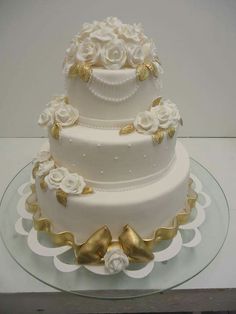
(0, 0, 236, 137)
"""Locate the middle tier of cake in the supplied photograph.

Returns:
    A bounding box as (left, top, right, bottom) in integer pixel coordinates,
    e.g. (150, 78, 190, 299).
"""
(49, 125, 177, 190)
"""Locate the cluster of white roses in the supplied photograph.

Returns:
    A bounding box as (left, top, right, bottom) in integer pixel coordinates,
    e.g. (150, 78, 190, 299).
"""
(34, 150, 55, 177)
(134, 99, 181, 135)
(34, 149, 86, 195)
(63, 17, 159, 71)
(38, 96, 79, 128)
(44, 167, 86, 195)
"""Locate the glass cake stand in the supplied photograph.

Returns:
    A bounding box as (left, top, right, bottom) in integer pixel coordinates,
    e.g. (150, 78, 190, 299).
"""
(0, 159, 229, 299)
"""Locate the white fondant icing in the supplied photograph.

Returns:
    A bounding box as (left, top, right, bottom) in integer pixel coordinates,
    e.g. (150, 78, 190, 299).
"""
(35, 141, 190, 242)
(66, 68, 161, 126)
(48, 125, 177, 189)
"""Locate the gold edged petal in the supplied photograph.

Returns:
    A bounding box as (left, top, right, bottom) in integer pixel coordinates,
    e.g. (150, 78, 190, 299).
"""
(119, 123, 136, 135)
(56, 189, 68, 207)
(50, 123, 60, 140)
(136, 64, 150, 81)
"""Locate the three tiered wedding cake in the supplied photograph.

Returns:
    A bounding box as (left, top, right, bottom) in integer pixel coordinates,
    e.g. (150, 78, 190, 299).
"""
(26, 17, 196, 274)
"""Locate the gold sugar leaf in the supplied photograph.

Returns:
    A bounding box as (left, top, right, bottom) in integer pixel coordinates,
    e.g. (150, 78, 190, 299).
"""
(179, 118, 183, 126)
(167, 127, 176, 138)
(64, 96, 69, 104)
(40, 177, 48, 192)
(152, 130, 164, 144)
(32, 162, 39, 179)
(136, 64, 150, 81)
(50, 123, 60, 140)
(152, 96, 162, 107)
(77, 63, 92, 82)
(68, 63, 80, 78)
(145, 62, 155, 73)
(76, 226, 112, 264)
(82, 186, 94, 195)
(56, 189, 68, 207)
(119, 123, 135, 135)
(119, 225, 154, 262)
(145, 62, 159, 78)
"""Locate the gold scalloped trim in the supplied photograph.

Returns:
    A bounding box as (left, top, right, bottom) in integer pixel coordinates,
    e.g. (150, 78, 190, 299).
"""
(25, 179, 197, 264)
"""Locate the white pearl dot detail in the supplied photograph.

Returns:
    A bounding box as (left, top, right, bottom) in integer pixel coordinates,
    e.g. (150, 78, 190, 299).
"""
(100, 170, 104, 175)
(82, 153, 86, 157)
(97, 143, 101, 147)
(128, 170, 132, 173)
(143, 154, 147, 158)
(128, 144, 132, 148)
(114, 156, 119, 160)
(69, 139, 73, 143)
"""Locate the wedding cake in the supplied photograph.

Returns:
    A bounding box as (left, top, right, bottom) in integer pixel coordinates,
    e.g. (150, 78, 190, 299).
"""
(26, 17, 196, 274)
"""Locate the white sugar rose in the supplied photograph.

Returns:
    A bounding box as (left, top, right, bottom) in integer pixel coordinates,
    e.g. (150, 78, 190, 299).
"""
(105, 17, 122, 30)
(60, 173, 86, 195)
(36, 151, 51, 163)
(90, 27, 116, 42)
(54, 105, 79, 127)
(118, 24, 140, 43)
(101, 39, 127, 69)
(104, 249, 129, 274)
(76, 38, 99, 64)
(45, 167, 68, 190)
(151, 100, 180, 129)
(36, 160, 55, 177)
(38, 108, 54, 127)
(164, 100, 181, 127)
(127, 44, 145, 67)
(65, 42, 77, 64)
(134, 111, 159, 134)
(46, 95, 68, 112)
(77, 22, 97, 41)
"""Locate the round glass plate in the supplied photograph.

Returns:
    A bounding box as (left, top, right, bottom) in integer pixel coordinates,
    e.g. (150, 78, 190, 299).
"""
(0, 158, 229, 299)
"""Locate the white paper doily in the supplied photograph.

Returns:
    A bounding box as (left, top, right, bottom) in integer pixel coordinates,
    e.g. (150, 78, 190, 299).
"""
(15, 174, 211, 279)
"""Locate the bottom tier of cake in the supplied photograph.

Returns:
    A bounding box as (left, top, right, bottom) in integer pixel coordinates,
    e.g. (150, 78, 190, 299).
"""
(34, 141, 190, 243)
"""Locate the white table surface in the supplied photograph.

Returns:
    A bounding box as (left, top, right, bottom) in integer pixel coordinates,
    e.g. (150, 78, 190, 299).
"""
(0, 137, 235, 293)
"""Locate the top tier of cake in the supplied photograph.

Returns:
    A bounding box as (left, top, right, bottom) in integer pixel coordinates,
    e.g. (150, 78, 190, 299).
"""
(63, 17, 162, 127)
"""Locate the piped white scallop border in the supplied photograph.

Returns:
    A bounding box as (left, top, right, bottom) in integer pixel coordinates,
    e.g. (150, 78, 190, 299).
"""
(15, 173, 211, 279)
